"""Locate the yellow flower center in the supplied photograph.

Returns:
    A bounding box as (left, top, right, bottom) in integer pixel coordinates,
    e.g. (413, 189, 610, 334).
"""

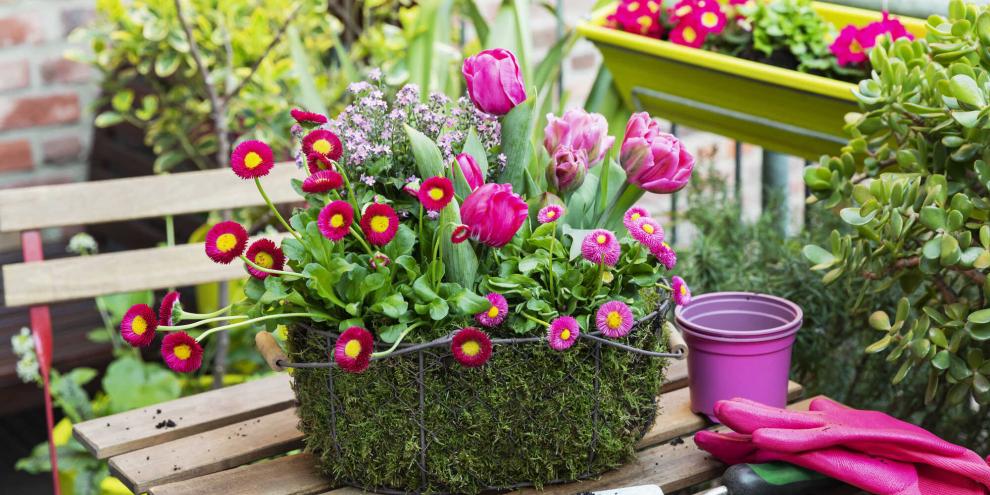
(683, 26, 697, 43)
(370, 215, 390, 233)
(596, 234, 607, 245)
(560, 329, 571, 341)
(680, 285, 688, 296)
(627, 1, 640, 11)
(487, 306, 500, 318)
(254, 251, 274, 269)
(647, 1, 659, 12)
(637, 15, 653, 32)
(662, 242, 670, 249)
(850, 39, 863, 54)
(606, 311, 623, 329)
(344, 339, 362, 359)
(428, 187, 444, 201)
(330, 214, 345, 228)
(173, 344, 191, 360)
(313, 139, 333, 155)
(244, 151, 263, 169)
(701, 11, 718, 28)
(546, 210, 556, 219)
(132, 316, 148, 335)
(602, 271, 614, 283)
(462, 340, 481, 356)
(216, 233, 238, 252)
(675, 5, 692, 16)
(643, 224, 655, 234)
(631, 212, 641, 221)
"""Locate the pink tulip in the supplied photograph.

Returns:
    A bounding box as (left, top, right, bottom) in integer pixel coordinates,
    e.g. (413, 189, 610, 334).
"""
(543, 109, 615, 165)
(459, 183, 528, 247)
(546, 146, 589, 195)
(453, 153, 484, 191)
(461, 49, 527, 116)
(620, 112, 694, 194)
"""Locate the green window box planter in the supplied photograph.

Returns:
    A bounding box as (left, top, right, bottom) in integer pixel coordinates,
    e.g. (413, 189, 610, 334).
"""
(577, 2, 925, 160)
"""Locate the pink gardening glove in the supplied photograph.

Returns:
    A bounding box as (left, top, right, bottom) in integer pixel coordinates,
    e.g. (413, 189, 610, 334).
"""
(695, 397, 990, 495)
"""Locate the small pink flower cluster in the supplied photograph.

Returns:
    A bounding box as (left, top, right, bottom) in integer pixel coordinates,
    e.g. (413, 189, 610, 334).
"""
(830, 12, 913, 66)
(608, 0, 740, 48)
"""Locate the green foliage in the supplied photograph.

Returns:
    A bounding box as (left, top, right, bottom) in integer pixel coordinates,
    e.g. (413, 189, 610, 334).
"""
(804, 0, 990, 409)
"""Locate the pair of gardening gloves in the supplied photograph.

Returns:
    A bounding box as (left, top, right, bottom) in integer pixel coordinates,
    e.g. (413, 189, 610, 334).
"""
(695, 397, 990, 495)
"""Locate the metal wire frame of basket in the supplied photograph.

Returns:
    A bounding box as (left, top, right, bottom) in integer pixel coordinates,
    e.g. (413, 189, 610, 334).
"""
(280, 299, 685, 495)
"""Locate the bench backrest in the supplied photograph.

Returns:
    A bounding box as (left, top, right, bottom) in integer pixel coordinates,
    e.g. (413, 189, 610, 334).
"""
(1, 164, 300, 307)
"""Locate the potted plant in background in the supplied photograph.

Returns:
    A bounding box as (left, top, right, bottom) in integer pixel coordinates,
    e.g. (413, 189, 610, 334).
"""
(118, 48, 695, 493)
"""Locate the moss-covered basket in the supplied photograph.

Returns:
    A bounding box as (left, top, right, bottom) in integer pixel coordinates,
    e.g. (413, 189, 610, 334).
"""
(287, 314, 670, 494)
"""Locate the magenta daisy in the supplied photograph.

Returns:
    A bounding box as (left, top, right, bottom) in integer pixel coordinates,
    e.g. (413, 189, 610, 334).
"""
(475, 293, 508, 327)
(318, 201, 354, 241)
(161, 332, 203, 373)
(538, 205, 564, 224)
(629, 217, 665, 251)
(244, 239, 285, 279)
(159, 291, 181, 327)
(302, 169, 343, 194)
(205, 221, 248, 264)
(360, 203, 399, 246)
(653, 241, 677, 270)
(334, 326, 374, 373)
(418, 176, 455, 211)
(451, 327, 492, 368)
(547, 316, 580, 351)
(230, 140, 274, 179)
(302, 129, 342, 171)
(290, 108, 328, 126)
(596, 301, 634, 338)
(672, 276, 692, 306)
(121, 304, 157, 347)
(623, 206, 650, 230)
(581, 229, 621, 266)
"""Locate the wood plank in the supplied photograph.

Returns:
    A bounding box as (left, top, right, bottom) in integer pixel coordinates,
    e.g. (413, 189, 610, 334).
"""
(149, 453, 331, 495)
(73, 374, 294, 459)
(4, 232, 291, 307)
(662, 358, 687, 393)
(110, 408, 305, 494)
(0, 164, 302, 232)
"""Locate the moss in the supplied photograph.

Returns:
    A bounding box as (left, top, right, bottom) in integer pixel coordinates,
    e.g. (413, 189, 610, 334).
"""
(287, 317, 669, 494)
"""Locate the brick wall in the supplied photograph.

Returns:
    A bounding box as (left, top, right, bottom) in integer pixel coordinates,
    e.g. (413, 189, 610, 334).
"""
(0, 0, 97, 191)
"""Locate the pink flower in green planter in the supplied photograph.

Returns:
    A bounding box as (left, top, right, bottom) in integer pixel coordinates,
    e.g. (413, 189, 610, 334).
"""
(608, 0, 663, 37)
(620, 112, 694, 194)
(695, 3, 727, 34)
(543, 109, 615, 165)
(669, 20, 707, 48)
(461, 49, 527, 116)
(831, 25, 867, 66)
(458, 183, 528, 247)
(453, 153, 484, 191)
(546, 146, 589, 195)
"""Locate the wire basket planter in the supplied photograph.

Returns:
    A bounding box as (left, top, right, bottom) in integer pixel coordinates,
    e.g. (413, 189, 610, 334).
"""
(282, 300, 682, 495)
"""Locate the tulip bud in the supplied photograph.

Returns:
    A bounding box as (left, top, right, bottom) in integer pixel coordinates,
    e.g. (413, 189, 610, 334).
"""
(620, 112, 694, 194)
(546, 146, 589, 195)
(461, 49, 527, 116)
(453, 153, 485, 191)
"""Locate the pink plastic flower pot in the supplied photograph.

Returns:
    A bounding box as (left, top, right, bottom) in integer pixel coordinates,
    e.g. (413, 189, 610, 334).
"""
(674, 292, 802, 422)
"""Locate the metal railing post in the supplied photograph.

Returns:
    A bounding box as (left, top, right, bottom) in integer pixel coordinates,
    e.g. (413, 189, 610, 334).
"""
(762, 150, 790, 236)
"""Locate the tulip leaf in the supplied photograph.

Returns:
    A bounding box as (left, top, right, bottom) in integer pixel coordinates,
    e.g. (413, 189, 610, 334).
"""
(406, 124, 446, 178)
(498, 96, 538, 195)
(439, 200, 478, 288)
(462, 129, 489, 178)
(450, 157, 473, 199)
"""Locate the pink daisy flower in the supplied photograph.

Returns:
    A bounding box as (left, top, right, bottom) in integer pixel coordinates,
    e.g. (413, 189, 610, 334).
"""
(318, 201, 354, 241)
(161, 332, 203, 373)
(334, 326, 374, 373)
(537, 205, 564, 224)
(290, 108, 328, 126)
(302, 169, 343, 194)
(547, 316, 580, 351)
(669, 20, 706, 48)
(205, 221, 248, 264)
(230, 140, 274, 179)
(121, 304, 157, 347)
(831, 25, 868, 66)
(451, 327, 492, 368)
(244, 239, 285, 279)
(695, 3, 727, 34)
(653, 241, 677, 270)
(475, 293, 508, 327)
(581, 229, 621, 266)
(596, 301, 634, 338)
(672, 276, 692, 306)
(623, 207, 650, 230)
(159, 291, 181, 327)
(629, 217, 665, 251)
(418, 176, 454, 211)
(302, 130, 343, 171)
(360, 203, 399, 246)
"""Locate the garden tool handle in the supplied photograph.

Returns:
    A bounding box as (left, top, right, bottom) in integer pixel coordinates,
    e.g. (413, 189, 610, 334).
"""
(722, 463, 851, 495)
(255, 331, 287, 371)
(665, 323, 687, 358)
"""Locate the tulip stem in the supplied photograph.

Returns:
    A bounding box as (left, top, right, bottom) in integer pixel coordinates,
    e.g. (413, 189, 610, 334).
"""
(255, 177, 302, 241)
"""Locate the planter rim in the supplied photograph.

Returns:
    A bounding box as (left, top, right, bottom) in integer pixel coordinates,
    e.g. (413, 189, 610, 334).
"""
(576, 1, 926, 103)
(675, 291, 803, 339)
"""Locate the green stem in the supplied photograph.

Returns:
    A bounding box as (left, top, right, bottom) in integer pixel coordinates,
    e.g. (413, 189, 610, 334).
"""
(195, 312, 316, 342)
(95, 296, 120, 351)
(178, 304, 234, 320)
(521, 312, 551, 328)
(418, 203, 425, 259)
(549, 223, 558, 305)
(592, 261, 605, 297)
(371, 322, 424, 358)
(600, 181, 631, 226)
(159, 315, 248, 331)
(336, 162, 361, 214)
(255, 177, 302, 241)
(241, 255, 308, 278)
(349, 227, 375, 256)
(656, 283, 672, 291)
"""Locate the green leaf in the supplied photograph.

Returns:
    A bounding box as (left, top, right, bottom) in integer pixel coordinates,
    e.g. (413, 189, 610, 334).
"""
(920, 206, 946, 230)
(869, 311, 891, 331)
(287, 25, 329, 115)
(497, 96, 538, 193)
(440, 200, 478, 287)
(94, 111, 124, 128)
(865, 335, 892, 354)
(933, 350, 952, 370)
(428, 298, 449, 320)
(154, 51, 180, 77)
(102, 356, 181, 414)
(802, 244, 837, 269)
(460, 0, 490, 43)
(372, 293, 408, 319)
(450, 288, 490, 315)
(406, 124, 446, 178)
(462, 129, 489, 178)
(968, 308, 990, 324)
(384, 224, 416, 260)
(949, 74, 986, 107)
(839, 207, 876, 226)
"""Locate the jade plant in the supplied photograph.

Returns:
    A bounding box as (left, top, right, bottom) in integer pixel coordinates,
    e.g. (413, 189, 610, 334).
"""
(803, 0, 990, 407)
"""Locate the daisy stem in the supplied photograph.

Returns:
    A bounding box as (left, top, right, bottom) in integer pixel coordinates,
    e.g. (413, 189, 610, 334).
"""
(240, 255, 308, 278)
(418, 203, 425, 259)
(178, 304, 234, 320)
(656, 283, 672, 291)
(348, 227, 375, 257)
(195, 312, 316, 343)
(336, 162, 361, 215)
(255, 177, 302, 241)
(371, 321, 424, 358)
(593, 261, 605, 296)
(548, 223, 558, 304)
(159, 315, 248, 331)
(520, 312, 551, 328)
